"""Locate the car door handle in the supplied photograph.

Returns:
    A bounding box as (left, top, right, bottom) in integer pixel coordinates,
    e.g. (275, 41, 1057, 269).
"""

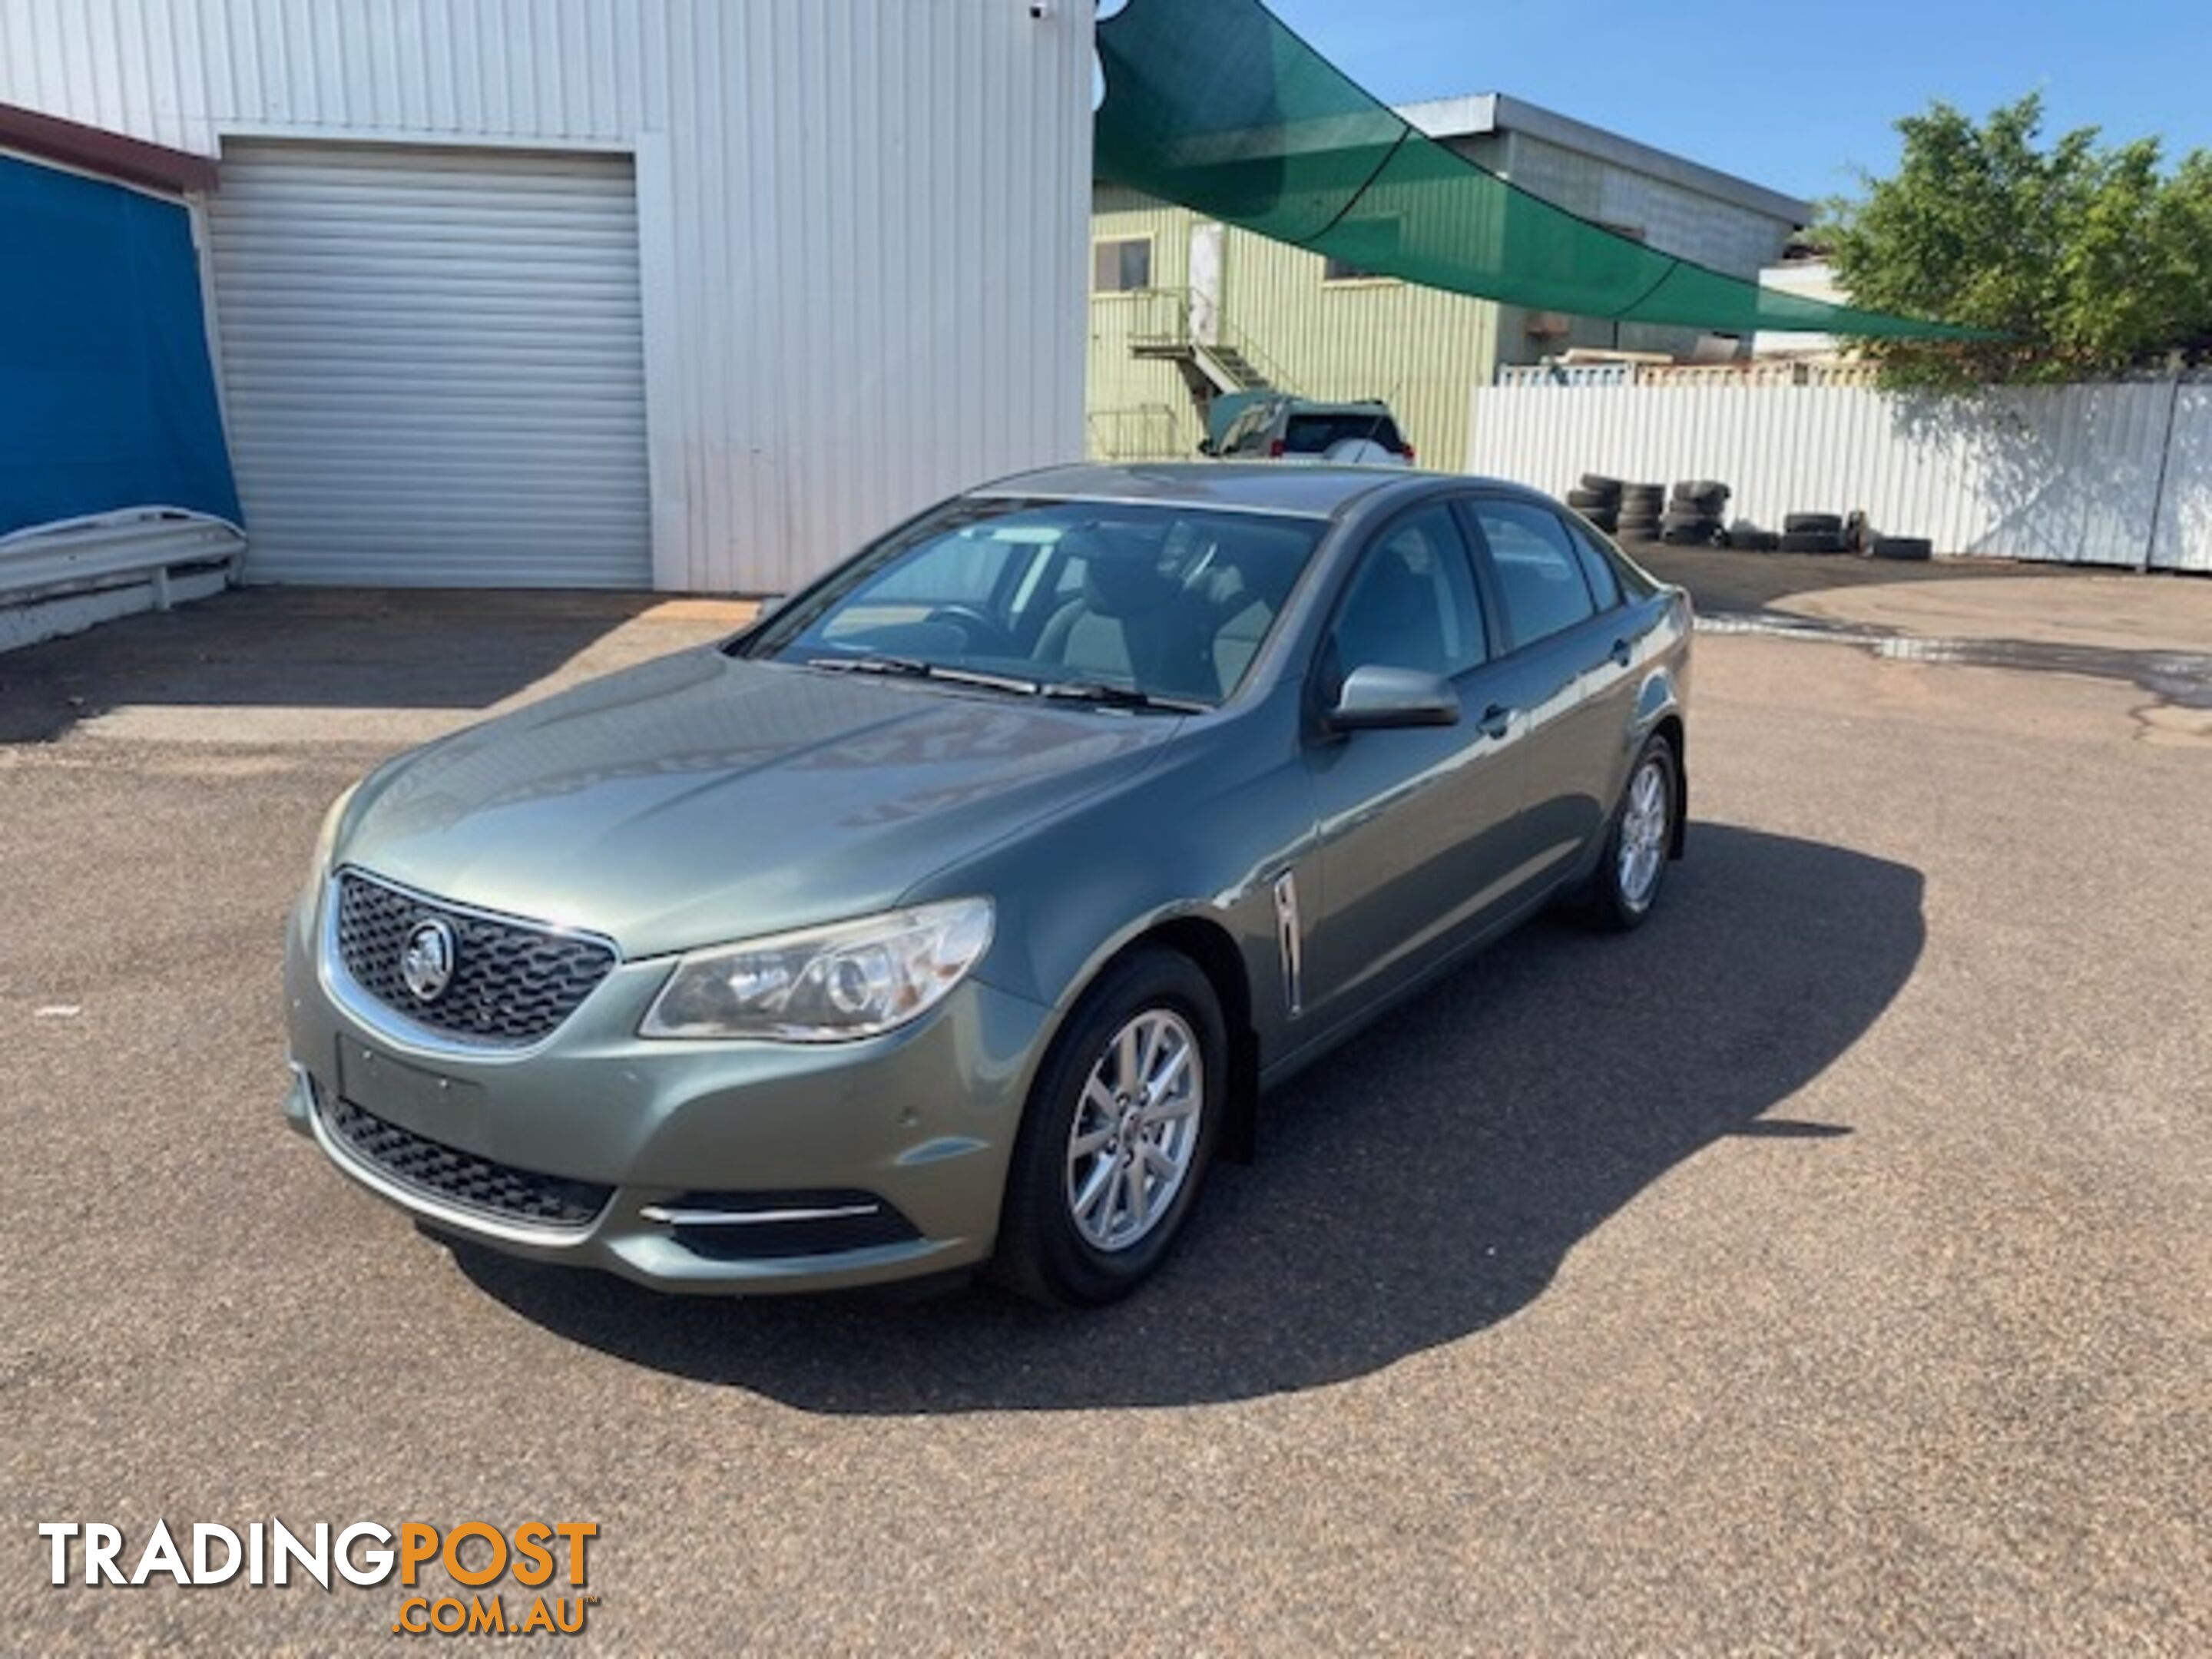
(1609, 637, 1633, 668)
(1478, 703, 1514, 740)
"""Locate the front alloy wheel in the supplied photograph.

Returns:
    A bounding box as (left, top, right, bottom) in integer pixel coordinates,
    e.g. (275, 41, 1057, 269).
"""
(1064, 1008, 1204, 1252)
(995, 949, 1224, 1306)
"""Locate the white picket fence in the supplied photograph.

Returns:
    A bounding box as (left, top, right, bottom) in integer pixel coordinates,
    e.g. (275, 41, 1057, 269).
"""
(1466, 369, 2212, 572)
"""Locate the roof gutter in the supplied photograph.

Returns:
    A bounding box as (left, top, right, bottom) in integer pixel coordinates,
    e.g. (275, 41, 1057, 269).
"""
(0, 101, 217, 195)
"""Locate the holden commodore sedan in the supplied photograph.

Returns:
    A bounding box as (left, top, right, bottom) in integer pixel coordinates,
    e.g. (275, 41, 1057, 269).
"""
(284, 464, 1690, 1306)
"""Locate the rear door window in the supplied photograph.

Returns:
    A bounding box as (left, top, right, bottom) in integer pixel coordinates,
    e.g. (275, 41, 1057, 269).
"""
(1561, 516, 1622, 611)
(1465, 498, 1598, 651)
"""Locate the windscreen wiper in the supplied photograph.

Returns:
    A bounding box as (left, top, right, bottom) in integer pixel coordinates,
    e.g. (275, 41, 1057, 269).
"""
(1039, 680, 1210, 714)
(800, 651, 933, 678)
(799, 654, 1040, 697)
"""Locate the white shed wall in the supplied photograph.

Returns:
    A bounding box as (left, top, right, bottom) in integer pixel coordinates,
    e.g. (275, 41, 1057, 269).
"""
(0, 0, 1095, 593)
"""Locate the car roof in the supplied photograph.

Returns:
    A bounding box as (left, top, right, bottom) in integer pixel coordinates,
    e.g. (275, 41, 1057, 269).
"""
(974, 462, 1444, 520)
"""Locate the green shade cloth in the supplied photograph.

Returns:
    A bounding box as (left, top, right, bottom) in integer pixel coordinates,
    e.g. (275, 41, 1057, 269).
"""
(1095, 0, 1982, 339)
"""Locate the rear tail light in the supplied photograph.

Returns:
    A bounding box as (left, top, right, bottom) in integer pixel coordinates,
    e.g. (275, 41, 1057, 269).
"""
(1399, 445, 1416, 463)
(1268, 439, 1286, 458)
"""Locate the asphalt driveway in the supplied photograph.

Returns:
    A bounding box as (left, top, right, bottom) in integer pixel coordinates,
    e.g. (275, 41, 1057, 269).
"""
(1, 587, 2205, 1652)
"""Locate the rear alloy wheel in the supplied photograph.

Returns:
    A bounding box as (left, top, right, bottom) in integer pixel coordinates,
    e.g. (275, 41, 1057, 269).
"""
(992, 949, 1225, 1306)
(1581, 734, 1678, 932)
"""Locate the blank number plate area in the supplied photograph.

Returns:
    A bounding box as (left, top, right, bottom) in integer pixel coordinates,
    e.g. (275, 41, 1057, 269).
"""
(335, 1038, 486, 1140)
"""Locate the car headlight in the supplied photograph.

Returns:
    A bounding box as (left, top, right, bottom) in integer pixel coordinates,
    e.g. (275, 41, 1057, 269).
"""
(307, 783, 359, 885)
(638, 898, 994, 1042)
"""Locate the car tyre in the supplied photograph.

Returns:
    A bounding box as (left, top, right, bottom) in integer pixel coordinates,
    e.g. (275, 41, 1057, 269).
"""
(992, 947, 1227, 1307)
(1578, 733, 1679, 932)
(1869, 535, 1933, 561)
(1779, 529, 1849, 554)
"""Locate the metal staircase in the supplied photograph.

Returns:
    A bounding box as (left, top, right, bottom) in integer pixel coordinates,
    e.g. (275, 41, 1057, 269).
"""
(1120, 287, 1294, 414)
(1187, 342, 1270, 393)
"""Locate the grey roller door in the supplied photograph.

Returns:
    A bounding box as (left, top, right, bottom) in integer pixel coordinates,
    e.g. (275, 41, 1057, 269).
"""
(207, 142, 651, 588)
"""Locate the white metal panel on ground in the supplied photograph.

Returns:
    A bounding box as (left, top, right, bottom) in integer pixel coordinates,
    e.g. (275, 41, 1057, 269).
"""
(0, 512, 243, 600)
(0, 0, 1095, 593)
(1, 566, 230, 656)
(207, 141, 648, 587)
(1468, 375, 2212, 572)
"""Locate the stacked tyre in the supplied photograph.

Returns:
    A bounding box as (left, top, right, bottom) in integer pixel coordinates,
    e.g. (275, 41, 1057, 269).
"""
(1869, 535, 1932, 561)
(1566, 474, 1623, 535)
(1780, 512, 1849, 554)
(1616, 482, 1665, 541)
(1660, 479, 1730, 546)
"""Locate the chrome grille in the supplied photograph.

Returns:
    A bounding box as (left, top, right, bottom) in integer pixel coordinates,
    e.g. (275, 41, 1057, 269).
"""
(333, 871, 616, 1045)
(323, 1095, 611, 1228)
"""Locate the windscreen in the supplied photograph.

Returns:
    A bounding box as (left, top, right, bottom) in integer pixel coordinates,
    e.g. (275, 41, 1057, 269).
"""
(744, 498, 1327, 707)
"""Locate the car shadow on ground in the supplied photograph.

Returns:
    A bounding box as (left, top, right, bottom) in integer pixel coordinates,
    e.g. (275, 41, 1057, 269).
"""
(452, 823, 1925, 1411)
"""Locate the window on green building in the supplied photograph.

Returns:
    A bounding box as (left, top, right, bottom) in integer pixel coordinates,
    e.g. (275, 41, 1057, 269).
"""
(1322, 217, 1402, 284)
(1322, 256, 1390, 283)
(1092, 237, 1153, 294)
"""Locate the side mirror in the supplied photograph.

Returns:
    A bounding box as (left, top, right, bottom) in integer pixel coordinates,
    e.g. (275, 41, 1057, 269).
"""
(1327, 664, 1461, 731)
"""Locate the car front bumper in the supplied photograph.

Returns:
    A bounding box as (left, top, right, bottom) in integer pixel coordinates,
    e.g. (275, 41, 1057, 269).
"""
(282, 888, 1055, 1294)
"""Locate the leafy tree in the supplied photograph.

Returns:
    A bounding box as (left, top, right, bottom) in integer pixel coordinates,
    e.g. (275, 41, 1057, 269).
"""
(1824, 94, 2212, 388)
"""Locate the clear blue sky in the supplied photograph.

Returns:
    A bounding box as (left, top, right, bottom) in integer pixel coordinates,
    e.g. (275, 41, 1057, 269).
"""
(1263, 0, 2212, 206)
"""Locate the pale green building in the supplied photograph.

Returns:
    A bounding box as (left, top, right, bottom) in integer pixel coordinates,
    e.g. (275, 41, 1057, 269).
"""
(1088, 94, 1813, 470)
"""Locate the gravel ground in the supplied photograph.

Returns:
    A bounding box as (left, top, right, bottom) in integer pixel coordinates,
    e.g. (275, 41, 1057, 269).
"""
(1, 593, 2205, 1654)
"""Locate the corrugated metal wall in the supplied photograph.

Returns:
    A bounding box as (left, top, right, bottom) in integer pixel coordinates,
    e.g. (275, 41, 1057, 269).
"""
(0, 0, 1094, 593)
(1085, 187, 1499, 467)
(1087, 186, 1204, 459)
(1219, 222, 1498, 472)
(1086, 117, 1804, 472)
(1467, 376, 2212, 572)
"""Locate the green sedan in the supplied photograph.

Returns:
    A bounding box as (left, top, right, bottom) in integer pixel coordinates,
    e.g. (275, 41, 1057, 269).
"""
(283, 464, 1690, 1306)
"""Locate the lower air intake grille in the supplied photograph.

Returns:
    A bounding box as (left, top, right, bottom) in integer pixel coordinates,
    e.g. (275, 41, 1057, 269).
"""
(323, 1095, 611, 1229)
(655, 1190, 922, 1260)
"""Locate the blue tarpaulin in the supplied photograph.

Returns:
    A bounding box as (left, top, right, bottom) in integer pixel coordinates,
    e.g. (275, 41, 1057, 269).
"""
(0, 153, 240, 538)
